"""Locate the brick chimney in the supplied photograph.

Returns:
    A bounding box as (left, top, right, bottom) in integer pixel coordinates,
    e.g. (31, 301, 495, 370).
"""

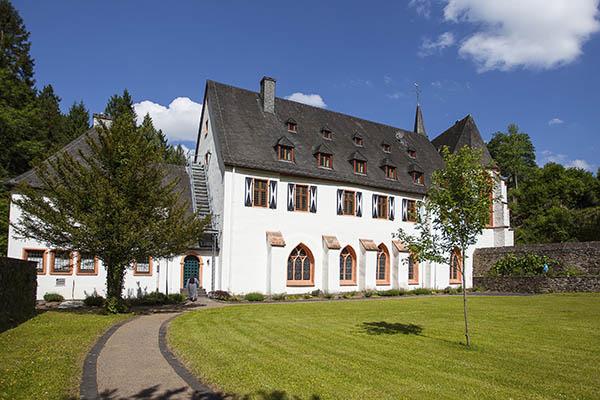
(260, 76, 276, 113)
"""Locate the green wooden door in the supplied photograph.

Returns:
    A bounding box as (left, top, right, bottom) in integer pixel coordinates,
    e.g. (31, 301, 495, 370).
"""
(183, 255, 200, 288)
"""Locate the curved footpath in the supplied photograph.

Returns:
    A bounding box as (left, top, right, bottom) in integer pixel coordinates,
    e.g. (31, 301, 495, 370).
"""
(81, 300, 226, 400)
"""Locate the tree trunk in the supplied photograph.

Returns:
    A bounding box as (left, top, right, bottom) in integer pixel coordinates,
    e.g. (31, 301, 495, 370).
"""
(106, 262, 126, 299)
(461, 247, 470, 346)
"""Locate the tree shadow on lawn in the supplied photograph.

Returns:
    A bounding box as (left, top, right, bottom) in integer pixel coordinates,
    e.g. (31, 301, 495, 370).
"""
(99, 386, 322, 400)
(360, 321, 423, 335)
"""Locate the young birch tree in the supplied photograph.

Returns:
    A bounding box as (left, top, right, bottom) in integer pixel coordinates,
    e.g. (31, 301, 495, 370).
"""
(395, 146, 496, 346)
(12, 111, 209, 311)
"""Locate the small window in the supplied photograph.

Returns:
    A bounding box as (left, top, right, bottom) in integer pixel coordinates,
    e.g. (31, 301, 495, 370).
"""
(377, 195, 388, 220)
(339, 246, 356, 285)
(322, 129, 332, 139)
(204, 120, 209, 137)
(294, 184, 309, 211)
(412, 171, 424, 185)
(253, 179, 268, 207)
(205, 151, 211, 166)
(343, 190, 355, 216)
(278, 146, 294, 161)
(318, 153, 332, 168)
(408, 150, 416, 158)
(287, 121, 297, 132)
(23, 249, 46, 274)
(134, 258, 152, 275)
(50, 250, 72, 274)
(77, 252, 97, 275)
(353, 136, 363, 146)
(408, 253, 419, 284)
(450, 248, 462, 283)
(384, 166, 397, 180)
(406, 199, 417, 222)
(353, 160, 366, 174)
(382, 144, 391, 153)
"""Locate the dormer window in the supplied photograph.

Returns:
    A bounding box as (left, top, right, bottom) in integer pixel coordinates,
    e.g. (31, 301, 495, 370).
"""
(276, 136, 295, 162)
(382, 143, 391, 153)
(322, 129, 332, 140)
(408, 149, 417, 158)
(286, 118, 297, 132)
(353, 137, 363, 146)
(354, 160, 366, 174)
(319, 153, 332, 168)
(412, 171, 424, 185)
(279, 146, 294, 161)
(384, 166, 397, 180)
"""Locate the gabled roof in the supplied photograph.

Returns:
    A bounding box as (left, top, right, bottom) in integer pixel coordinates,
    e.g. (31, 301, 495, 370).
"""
(276, 136, 295, 148)
(314, 142, 334, 155)
(379, 157, 395, 167)
(203, 80, 446, 194)
(431, 115, 494, 166)
(348, 150, 368, 162)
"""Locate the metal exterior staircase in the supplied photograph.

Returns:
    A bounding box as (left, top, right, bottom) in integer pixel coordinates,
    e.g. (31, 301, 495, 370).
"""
(189, 163, 212, 224)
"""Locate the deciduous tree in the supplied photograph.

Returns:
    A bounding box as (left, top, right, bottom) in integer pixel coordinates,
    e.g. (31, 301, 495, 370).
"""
(487, 124, 535, 189)
(395, 146, 495, 346)
(12, 111, 209, 309)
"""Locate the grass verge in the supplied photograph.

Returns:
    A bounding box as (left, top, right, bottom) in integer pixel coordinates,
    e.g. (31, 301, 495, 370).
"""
(169, 294, 600, 400)
(0, 310, 130, 399)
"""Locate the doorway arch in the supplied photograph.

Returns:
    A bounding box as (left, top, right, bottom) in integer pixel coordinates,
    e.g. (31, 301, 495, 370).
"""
(181, 252, 203, 288)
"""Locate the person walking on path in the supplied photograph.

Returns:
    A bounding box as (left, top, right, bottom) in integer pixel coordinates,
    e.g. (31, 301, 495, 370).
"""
(187, 276, 199, 301)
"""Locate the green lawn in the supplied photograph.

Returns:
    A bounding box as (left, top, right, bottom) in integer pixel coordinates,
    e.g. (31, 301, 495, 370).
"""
(169, 294, 600, 400)
(0, 310, 129, 400)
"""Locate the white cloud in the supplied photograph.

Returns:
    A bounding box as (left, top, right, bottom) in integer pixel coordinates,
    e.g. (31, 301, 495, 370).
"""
(133, 97, 203, 142)
(443, 0, 600, 71)
(386, 92, 408, 100)
(409, 0, 432, 18)
(548, 118, 564, 125)
(419, 32, 456, 57)
(538, 150, 595, 171)
(284, 92, 327, 108)
(383, 75, 393, 85)
(431, 81, 442, 88)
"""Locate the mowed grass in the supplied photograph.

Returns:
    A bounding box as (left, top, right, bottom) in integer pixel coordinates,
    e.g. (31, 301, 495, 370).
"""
(0, 310, 130, 400)
(169, 294, 600, 400)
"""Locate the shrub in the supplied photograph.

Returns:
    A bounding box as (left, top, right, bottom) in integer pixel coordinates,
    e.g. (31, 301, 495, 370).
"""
(469, 286, 484, 292)
(323, 291, 333, 299)
(443, 286, 459, 295)
(244, 292, 265, 302)
(228, 295, 242, 302)
(410, 288, 432, 295)
(302, 293, 312, 299)
(342, 291, 357, 299)
(166, 293, 186, 304)
(209, 290, 232, 301)
(377, 289, 405, 297)
(105, 297, 130, 314)
(490, 254, 555, 276)
(83, 294, 104, 307)
(311, 289, 322, 297)
(135, 292, 167, 306)
(43, 293, 64, 302)
(271, 293, 286, 301)
(285, 295, 300, 300)
(363, 290, 375, 298)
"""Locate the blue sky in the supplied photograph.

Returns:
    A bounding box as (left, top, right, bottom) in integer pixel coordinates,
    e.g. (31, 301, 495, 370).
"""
(13, 0, 600, 173)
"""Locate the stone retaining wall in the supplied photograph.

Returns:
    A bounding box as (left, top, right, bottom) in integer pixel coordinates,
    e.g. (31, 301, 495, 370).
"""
(473, 241, 600, 277)
(0, 257, 37, 331)
(474, 276, 600, 294)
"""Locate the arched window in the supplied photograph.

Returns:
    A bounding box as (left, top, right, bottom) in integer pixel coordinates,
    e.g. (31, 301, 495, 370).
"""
(287, 244, 314, 286)
(450, 248, 462, 284)
(339, 246, 356, 285)
(376, 244, 390, 285)
(408, 252, 419, 285)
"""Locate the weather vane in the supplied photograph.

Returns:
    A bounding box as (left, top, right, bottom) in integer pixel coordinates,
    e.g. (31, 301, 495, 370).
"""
(414, 82, 421, 105)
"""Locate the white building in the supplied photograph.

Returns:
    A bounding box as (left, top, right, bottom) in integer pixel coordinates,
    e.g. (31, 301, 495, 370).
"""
(7, 77, 513, 300)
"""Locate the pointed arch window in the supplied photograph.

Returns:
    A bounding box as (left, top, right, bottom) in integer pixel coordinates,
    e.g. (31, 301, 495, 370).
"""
(376, 244, 390, 285)
(339, 246, 356, 285)
(287, 244, 314, 286)
(408, 252, 419, 285)
(450, 248, 462, 284)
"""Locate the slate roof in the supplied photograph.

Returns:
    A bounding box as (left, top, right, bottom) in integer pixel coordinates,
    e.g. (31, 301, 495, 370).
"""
(203, 80, 447, 195)
(431, 115, 495, 167)
(9, 128, 195, 217)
